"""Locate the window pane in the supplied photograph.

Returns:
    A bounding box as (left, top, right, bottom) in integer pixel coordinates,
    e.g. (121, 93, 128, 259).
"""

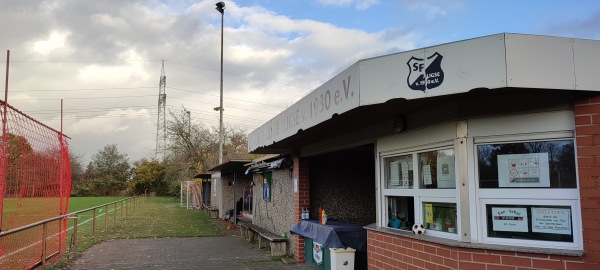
(386, 196, 414, 231)
(418, 149, 456, 189)
(486, 204, 573, 242)
(478, 140, 576, 188)
(385, 155, 413, 189)
(422, 202, 457, 233)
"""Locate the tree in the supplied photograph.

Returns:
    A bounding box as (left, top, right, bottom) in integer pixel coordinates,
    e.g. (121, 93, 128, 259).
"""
(69, 152, 86, 196)
(129, 158, 168, 195)
(166, 107, 258, 173)
(84, 144, 131, 196)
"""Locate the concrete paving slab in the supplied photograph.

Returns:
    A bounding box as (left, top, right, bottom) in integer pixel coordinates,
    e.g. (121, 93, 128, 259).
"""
(67, 219, 313, 270)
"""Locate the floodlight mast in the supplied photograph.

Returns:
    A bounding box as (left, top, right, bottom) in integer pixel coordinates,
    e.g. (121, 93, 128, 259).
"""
(215, 2, 225, 164)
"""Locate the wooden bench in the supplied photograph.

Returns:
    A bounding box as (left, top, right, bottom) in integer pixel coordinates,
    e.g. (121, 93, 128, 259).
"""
(239, 223, 287, 256)
(201, 205, 219, 219)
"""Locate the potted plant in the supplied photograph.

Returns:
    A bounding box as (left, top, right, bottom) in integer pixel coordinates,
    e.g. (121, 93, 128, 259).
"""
(444, 209, 456, 233)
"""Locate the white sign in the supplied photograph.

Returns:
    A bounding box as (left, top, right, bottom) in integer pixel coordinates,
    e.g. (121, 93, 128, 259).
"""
(401, 161, 410, 187)
(390, 161, 400, 186)
(313, 241, 323, 265)
(436, 155, 455, 188)
(423, 165, 432, 185)
(492, 207, 528, 232)
(497, 153, 550, 187)
(532, 208, 572, 235)
(294, 178, 298, 193)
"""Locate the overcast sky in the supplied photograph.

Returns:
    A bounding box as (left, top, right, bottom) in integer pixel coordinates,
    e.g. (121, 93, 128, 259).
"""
(1, 0, 599, 164)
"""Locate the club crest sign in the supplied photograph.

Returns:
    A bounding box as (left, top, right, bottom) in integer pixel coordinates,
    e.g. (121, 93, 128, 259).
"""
(406, 52, 444, 91)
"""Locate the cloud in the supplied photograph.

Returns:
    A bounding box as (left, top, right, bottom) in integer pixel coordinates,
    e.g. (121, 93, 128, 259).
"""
(317, 0, 379, 10)
(31, 31, 70, 55)
(1, 0, 419, 163)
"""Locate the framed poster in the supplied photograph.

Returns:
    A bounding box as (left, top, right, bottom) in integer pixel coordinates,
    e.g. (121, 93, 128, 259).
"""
(422, 165, 432, 185)
(263, 172, 272, 201)
(491, 207, 528, 232)
(532, 208, 572, 235)
(497, 153, 550, 187)
(436, 155, 455, 188)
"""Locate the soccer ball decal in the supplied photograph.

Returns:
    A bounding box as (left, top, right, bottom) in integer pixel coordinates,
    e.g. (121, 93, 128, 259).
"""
(412, 223, 425, 234)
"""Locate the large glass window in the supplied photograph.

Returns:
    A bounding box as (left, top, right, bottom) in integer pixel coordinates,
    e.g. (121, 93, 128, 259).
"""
(379, 115, 582, 250)
(477, 140, 576, 189)
(382, 147, 456, 237)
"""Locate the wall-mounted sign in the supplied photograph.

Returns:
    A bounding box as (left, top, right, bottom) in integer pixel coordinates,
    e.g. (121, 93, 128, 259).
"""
(532, 208, 572, 235)
(492, 207, 528, 232)
(407, 52, 444, 91)
(263, 172, 272, 202)
(497, 153, 550, 187)
(313, 241, 323, 265)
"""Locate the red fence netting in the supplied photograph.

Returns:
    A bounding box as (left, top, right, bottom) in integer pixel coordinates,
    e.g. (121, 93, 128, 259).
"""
(0, 99, 71, 269)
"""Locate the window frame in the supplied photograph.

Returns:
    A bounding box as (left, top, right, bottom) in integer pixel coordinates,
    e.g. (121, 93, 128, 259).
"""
(380, 141, 458, 239)
(472, 135, 582, 250)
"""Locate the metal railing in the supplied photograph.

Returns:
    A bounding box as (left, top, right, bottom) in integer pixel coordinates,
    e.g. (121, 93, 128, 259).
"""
(0, 197, 137, 270)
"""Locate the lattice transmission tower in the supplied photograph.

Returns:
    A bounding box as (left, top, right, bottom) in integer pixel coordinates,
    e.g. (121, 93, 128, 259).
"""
(156, 60, 166, 160)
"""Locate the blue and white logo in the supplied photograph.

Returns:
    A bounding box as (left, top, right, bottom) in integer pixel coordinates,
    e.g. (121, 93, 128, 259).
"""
(407, 52, 444, 91)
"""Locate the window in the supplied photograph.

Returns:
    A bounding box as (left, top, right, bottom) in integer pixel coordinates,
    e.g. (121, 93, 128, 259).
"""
(422, 201, 457, 234)
(382, 145, 457, 238)
(476, 138, 580, 249)
(477, 140, 576, 189)
(378, 113, 582, 250)
(419, 149, 456, 189)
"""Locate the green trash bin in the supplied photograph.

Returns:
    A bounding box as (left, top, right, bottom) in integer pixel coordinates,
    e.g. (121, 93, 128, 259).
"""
(304, 237, 331, 270)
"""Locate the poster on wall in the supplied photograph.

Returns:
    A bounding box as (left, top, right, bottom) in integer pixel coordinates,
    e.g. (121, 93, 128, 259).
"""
(263, 178, 271, 201)
(425, 204, 433, 224)
(491, 207, 528, 232)
(423, 165, 432, 185)
(497, 153, 550, 188)
(313, 241, 323, 265)
(436, 155, 455, 188)
(390, 161, 400, 186)
(401, 161, 410, 187)
(532, 208, 572, 235)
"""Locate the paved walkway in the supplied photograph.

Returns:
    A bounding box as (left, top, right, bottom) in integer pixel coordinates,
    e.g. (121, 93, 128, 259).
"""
(68, 219, 313, 270)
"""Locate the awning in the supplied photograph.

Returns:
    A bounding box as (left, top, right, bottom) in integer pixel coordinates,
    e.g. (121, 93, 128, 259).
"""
(245, 158, 286, 174)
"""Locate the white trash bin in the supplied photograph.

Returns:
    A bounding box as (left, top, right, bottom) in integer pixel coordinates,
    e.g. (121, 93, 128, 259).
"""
(329, 247, 356, 270)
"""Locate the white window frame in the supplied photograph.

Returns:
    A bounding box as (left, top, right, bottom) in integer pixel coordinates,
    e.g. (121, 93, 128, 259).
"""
(417, 196, 459, 240)
(478, 198, 581, 249)
(471, 134, 582, 250)
(380, 141, 458, 239)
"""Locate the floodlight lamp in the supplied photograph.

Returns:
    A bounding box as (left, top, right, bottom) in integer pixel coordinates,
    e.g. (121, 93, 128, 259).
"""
(215, 2, 225, 14)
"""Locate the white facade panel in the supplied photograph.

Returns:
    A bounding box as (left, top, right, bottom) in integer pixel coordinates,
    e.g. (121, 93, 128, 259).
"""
(359, 34, 508, 106)
(468, 110, 574, 138)
(248, 63, 360, 151)
(573, 39, 600, 91)
(505, 34, 576, 90)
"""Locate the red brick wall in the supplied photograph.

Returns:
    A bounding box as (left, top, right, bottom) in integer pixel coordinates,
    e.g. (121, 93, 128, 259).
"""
(293, 152, 310, 263)
(368, 230, 597, 270)
(575, 96, 600, 264)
